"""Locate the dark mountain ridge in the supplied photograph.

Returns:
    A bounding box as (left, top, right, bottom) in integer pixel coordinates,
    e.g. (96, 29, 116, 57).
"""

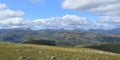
(0, 28, 120, 46)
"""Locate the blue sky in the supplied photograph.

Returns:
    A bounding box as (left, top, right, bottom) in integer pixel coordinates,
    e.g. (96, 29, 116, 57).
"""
(0, 0, 120, 29)
(0, 0, 97, 20)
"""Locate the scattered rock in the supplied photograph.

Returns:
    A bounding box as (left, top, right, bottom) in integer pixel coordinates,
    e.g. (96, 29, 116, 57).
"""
(38, 50, 43, 54)
(19, 56, 26, 60)
(51, 56, 56, 60)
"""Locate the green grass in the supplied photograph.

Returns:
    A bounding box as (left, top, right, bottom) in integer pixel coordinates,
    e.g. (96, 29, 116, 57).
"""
(0, 42, 120, 60)
(77, 43, 120, 53)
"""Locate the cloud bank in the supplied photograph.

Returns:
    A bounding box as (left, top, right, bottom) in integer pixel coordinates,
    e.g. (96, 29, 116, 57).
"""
(0, 3, 92, 30)
(62, 0, 120, 29)
(0, 1, 120, 30)
(62, 0, 120, 15)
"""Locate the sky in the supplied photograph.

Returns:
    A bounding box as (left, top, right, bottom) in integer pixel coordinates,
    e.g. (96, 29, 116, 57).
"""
(0, 0, 120, 30)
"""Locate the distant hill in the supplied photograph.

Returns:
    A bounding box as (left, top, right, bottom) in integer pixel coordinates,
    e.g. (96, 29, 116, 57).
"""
(22, 40, 57, 46)
(0, 28, 120, 46)
(22, 39, 74, 47)
(88, 28, 120, 34)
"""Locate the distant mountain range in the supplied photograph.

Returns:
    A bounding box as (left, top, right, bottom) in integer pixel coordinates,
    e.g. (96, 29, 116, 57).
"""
(88, 28, 120, 34)
(0, 28, 120, 46)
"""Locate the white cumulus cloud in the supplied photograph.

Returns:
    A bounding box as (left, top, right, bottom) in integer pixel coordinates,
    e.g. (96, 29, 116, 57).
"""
(30, 15, 90, 29)
(0, 17, 23, 25)
(0, 3, 24, 29)
(0, 3, 7, 9)
(62, 0, 120, 29)
(0, 1, 120, 30)
(0, 9, 24, 19)
(62, 0, 120, 15)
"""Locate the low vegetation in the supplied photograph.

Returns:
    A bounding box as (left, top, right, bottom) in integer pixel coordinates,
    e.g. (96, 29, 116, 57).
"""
(0, 42, 120, 60)
(81, 42, 120, 53)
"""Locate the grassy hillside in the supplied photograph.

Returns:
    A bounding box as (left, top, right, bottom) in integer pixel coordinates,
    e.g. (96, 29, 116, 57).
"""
(0, 42, 120, 60)
(80, 42, 120, 53)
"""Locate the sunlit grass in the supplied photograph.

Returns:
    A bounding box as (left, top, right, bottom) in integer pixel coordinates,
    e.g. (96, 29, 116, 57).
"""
(0, 42, 120, 60)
